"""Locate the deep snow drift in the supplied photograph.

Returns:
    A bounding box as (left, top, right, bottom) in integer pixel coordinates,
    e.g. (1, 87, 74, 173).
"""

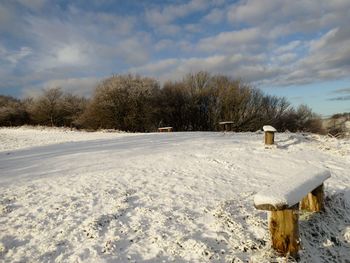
(0, 127, 349, 262)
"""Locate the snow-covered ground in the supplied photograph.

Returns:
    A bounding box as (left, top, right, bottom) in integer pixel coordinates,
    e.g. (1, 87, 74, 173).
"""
(0, 127, 349, 262)
(0, 126, 133, 152)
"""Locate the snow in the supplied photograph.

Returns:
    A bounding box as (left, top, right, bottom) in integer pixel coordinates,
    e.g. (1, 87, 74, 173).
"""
(263, 125, 276, 132)
(0, 127, 349, 262)
(254, 167, 331, 210)
(0, 126, 133, 152)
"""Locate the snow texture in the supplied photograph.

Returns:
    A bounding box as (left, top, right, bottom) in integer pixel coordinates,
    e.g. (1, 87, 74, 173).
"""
(254, 167, 331, 210)
(263, 125, 276, 132)
(0, 126, 133, 152)
(0, 127, 349, 262)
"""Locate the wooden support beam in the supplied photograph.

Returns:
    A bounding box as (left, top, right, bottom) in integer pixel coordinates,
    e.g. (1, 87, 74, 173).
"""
(265, 131, 275, 145)
(300, 184, 325, 212)
(269, 205, 299, 258)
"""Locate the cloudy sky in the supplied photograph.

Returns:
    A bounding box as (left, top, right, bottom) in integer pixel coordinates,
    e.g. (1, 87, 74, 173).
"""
(1, 0, 350, 116)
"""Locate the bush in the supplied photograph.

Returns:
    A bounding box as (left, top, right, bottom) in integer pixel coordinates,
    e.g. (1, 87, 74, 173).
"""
(0, 72, 325, 134)
(0, 95, 28, 126)
(77, 75, 160, 131)
(26, 87, 87, 127)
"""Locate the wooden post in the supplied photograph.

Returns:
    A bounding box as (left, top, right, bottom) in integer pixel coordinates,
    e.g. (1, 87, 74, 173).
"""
(300, 184, 325, 212)
(265, 131, 275, 145)
(269, 206, 299, 257)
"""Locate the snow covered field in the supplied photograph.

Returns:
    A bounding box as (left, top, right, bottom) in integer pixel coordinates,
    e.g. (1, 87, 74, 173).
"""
(0, 127, 349, 262)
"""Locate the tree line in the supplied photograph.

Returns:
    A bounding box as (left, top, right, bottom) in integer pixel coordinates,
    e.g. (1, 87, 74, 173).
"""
(0, 72, 324, 133)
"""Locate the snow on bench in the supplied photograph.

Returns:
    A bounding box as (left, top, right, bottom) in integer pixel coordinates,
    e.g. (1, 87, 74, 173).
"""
(253, 167, 331, 257)
(254, 167, 331, 210)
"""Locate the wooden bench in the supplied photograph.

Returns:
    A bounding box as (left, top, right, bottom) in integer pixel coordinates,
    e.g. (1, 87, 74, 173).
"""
(254, 167, 331, 257)
(158, 127, 173, 132)
(219, 121, 234, 132)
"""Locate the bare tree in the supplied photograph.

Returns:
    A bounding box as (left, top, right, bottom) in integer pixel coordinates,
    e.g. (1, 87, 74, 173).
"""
(78, 75, 160, 131)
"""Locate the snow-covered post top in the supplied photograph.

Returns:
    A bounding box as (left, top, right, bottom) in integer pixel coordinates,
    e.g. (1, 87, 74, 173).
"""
(263, 125, 277, 145)
(263, 125, 277, 132)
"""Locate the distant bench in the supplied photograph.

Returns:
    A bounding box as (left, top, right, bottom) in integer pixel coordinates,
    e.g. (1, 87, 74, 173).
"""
(219, 121, 234, 132)
(158, 127, 173, 132)
(254, 167, 331, 257)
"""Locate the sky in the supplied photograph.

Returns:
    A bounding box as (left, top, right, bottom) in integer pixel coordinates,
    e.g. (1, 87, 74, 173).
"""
(0, 0, 350, 116)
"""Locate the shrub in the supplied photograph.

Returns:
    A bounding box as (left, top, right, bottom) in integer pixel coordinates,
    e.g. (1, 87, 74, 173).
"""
(0, 95, 28, 126)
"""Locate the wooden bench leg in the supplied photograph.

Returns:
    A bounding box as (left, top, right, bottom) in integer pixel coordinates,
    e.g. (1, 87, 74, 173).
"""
(300, 184, 325, 212)
(269, 206, 299, 257)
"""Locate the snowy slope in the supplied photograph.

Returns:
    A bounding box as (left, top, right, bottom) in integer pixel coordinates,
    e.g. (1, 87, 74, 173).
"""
(0, 127, 349, 262)
(0, 126, 133, 152)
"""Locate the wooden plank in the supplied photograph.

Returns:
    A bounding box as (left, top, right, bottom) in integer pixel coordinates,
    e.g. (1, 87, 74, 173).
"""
(219, 121, 234, 124)
(254, 168, 331, 211)
(269, 205, 299, 257)
(158, 127, 173, 132)
(300, 184, 325, 212)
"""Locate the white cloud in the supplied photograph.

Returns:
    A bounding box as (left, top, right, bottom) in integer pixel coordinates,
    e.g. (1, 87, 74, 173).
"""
(0, 5, 12, 26)
(145, 0, 210, 26)
(23, 77, 101, 97)
(268, 27, 350, 86)
(227, 0, 278, 24)
(331, 88, 350, 95)
(203, 8, 225, 24)
(275, 41, 302, 54)
(184, 24, 201, 33)
(44, 77, 100, 96)
(309, 28, 338, 52)
(129, 59, 179, 76)
(227, 0, 350, 39)
(2, 0, 350, 96)
(273, 53, 297, 64)
(0, 46, 32, 65)
(0, 3, 20, 33)
(198, 28, 262, 52)
(155, 24, 182, 36)
(129, 53, 272, 84)
(22, 9, 151, 71)
(56, 45, 87, 65)
(116, 37, 151, 65)
(16, 0, 47, 11)
(154, 39, 174, 51)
